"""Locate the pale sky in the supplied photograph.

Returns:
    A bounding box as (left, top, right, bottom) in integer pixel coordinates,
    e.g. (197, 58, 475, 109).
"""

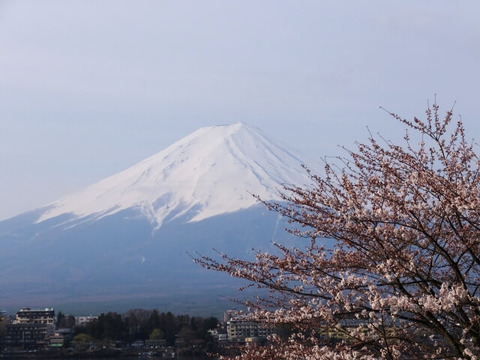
(1, 1, 480, 220)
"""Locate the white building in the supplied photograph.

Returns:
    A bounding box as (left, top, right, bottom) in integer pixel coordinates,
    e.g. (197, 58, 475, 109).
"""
(14, 307, 55, 325)
(226, 319, 275, 342)
(75, 315, 98, 327)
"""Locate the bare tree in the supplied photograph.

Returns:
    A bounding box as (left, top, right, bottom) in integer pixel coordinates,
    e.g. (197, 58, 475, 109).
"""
(197, 103, 480, 359)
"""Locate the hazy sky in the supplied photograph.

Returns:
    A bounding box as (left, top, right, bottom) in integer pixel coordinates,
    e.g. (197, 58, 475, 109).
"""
(1, 1, 480, 220)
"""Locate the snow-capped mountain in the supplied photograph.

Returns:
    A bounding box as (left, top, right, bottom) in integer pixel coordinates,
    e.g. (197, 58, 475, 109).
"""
(37, 123, 310, 229)
(0, 123, 315, 315)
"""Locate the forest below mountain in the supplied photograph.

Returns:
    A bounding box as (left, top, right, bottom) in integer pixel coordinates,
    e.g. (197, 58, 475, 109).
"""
(63, 309, 219, 351)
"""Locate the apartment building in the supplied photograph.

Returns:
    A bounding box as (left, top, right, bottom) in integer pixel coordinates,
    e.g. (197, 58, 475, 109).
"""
(226, 319, 275, 342)
(14, 307, 55, 325)
(4, 308, 55, 349)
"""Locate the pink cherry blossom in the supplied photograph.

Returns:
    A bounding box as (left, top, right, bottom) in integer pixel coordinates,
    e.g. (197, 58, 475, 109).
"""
(197, 102, 480, 359)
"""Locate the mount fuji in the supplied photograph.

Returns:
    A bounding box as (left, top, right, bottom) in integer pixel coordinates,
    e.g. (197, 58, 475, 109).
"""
(0, 123, 314, 314)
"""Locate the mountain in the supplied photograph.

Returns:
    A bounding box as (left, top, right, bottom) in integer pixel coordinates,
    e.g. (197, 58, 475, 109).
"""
(0, 123, 314, 315)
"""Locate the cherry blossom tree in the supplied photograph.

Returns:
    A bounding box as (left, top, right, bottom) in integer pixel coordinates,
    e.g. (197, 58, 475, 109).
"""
(197, 103, 480, 359)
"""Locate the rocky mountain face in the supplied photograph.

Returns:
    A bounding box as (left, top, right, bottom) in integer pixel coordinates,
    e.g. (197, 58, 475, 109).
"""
(0, 123, 313, 315)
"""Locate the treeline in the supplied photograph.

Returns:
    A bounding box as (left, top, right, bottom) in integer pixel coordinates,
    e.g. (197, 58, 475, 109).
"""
(71, 309, 219, 348)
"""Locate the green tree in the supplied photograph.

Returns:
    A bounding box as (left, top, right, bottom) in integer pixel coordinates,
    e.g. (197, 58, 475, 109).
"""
(124, 308, 151, 340)
(149, 328, 165, 340)
(159, 312, 178, 346)
(86, 312, 127, 341)
(72, 333, 92, 350)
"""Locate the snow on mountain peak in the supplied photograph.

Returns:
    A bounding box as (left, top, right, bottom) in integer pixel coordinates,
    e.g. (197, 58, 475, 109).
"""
(37, 122, 313, 228)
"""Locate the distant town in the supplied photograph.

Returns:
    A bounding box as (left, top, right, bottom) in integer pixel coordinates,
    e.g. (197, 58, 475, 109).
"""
(0, 306, 276, 359)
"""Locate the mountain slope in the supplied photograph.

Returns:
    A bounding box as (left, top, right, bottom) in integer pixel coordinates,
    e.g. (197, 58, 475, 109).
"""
(37, 123, 311, 229)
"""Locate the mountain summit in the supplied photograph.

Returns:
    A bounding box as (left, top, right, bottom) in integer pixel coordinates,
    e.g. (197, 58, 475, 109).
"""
(37, 122, 310, 228)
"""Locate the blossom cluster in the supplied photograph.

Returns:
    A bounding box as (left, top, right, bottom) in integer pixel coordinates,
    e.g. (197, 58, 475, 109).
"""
(197, 104, 480, 359)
